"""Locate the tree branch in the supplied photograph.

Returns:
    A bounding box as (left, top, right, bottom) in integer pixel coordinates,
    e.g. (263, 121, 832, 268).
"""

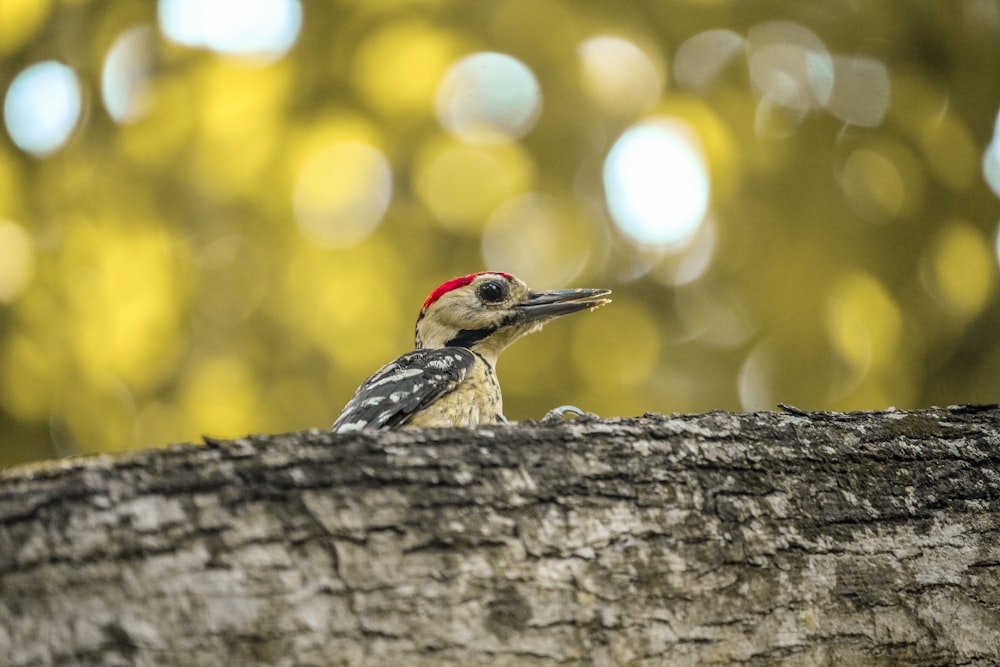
(2, 407, 1000, 665)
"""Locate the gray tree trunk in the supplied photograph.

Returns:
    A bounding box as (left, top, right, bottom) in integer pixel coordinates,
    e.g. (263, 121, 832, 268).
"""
(2, 407, 999, 666)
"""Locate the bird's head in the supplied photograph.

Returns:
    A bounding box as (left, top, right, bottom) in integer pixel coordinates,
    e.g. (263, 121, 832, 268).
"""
(414, 272, 611, 366)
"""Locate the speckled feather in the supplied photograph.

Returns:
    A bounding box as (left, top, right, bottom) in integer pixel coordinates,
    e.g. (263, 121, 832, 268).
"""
(331, 348, 478, 432)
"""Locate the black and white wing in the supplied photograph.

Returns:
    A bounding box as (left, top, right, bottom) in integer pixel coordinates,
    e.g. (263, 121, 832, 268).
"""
(331, 348, 476, 432)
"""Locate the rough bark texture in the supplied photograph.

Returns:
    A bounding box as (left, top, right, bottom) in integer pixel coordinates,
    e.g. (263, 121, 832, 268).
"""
(2, 407, 1000, 666)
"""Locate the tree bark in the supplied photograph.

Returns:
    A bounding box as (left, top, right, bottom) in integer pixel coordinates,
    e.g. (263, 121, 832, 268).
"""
(2, 407, 1000, 666)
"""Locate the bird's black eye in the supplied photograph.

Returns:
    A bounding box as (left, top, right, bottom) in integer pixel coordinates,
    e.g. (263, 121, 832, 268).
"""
(477, 280, 508, 304)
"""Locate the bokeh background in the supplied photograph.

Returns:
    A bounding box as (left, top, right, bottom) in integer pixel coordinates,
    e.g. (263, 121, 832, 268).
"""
(2, 1, 999, 466)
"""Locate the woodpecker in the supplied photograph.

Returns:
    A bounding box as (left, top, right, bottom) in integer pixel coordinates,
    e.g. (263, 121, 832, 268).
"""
(331, 271, 611, 432)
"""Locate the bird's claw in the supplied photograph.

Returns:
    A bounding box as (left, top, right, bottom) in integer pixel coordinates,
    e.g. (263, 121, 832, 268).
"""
(542, 405, 592, 422)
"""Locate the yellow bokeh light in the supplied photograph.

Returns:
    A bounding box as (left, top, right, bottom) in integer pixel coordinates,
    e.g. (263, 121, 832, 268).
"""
(282, 113, 386, 193)
(352, 21, 465, 118)
(825, 270, 903, 375)
(293, 141, 392, 248)
(920, 114, 977, 191)
(0, 0, 52, 56)
(839, 149, 905, 223)
(481, 193, 591, 287)
(60, 218, 190, 392)
(0, 219, 35, 303)
(413, 136, 535, 231)
(278, 239, 407, 379)
(179, 354, 259, 437)
(578, 35, 664, 117)
(926, 221, 995, 318)
(191, 59, 290, 195)
(571, 298, 660, 390)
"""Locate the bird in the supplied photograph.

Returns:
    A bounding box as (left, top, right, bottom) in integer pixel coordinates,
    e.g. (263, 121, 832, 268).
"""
(331, 271, 611, 432)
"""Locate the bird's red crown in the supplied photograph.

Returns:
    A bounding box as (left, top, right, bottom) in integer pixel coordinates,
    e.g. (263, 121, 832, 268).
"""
(422, 271, 514, 310)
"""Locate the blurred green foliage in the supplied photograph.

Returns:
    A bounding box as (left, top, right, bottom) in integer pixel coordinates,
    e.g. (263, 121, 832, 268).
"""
(1, 0, 999, 466)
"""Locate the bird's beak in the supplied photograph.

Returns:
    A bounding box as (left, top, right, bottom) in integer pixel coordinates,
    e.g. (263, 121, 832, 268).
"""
(515, 287, 612, 322)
